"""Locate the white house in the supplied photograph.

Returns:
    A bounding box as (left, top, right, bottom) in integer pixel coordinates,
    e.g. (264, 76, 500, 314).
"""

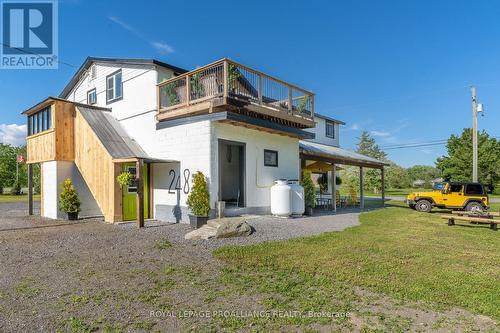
(23, 57, 386, 224)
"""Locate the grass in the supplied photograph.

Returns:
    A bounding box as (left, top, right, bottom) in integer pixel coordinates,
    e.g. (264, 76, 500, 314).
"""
(0, 194, 40, 202)
(154, 239, 173, 250)
(215, 202, 500, 322)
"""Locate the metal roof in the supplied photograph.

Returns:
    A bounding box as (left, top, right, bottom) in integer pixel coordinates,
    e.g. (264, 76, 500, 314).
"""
(299, 141, 388, 168)
(59, 57, 188, 98)
(76, 105, 150, 160)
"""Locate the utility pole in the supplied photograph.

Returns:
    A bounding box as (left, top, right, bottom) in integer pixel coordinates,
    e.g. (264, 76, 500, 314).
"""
(471, 86, 478, 182)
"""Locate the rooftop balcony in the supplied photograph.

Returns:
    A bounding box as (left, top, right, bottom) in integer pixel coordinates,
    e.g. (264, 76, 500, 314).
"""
(156, 59, 315, 129)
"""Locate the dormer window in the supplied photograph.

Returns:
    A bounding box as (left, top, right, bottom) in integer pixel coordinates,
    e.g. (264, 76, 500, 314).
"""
(106, 70, 123, 103)
(326, 120, 335, 139)
(87, 88, 97, 105)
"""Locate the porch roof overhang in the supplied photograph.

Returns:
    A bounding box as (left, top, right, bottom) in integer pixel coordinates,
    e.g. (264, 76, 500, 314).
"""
(299, 141, 388, 169)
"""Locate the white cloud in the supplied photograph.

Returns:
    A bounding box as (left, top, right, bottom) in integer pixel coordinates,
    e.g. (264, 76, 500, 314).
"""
(420, 149, 432, 155)
(108, 16, 175, 55)
(151, 41, 174, 55)
(370, 130, 391, 137)
(0, 124, 27, 146)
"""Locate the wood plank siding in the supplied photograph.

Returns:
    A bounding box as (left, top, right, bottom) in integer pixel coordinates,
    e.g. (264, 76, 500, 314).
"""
(26, 99, 122, 223)
(74, 108, 122, 222)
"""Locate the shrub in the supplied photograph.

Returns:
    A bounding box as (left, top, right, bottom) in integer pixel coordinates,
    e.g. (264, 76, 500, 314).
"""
(59, 178, 81, 213)
(336, 176, 342, 186)
(301, 170, 316, 208)
(186, 171, 210, 217)
(10, 181, 21, 195)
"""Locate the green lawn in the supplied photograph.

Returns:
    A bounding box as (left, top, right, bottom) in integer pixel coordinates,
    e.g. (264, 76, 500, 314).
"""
(215, 202, 500, 323)
(0, 194, 40, 203)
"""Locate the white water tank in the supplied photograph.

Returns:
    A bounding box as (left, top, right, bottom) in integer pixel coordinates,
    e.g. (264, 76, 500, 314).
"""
(288, 180, 305, 215)
(270, 179, 292, 217)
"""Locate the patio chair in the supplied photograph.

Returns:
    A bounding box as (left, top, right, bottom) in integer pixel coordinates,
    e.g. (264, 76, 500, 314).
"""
(348, 189, 359, 207)
(336, 191, 346, 208)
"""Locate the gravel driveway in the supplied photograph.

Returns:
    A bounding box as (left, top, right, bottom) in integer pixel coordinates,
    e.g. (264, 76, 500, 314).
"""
(0, 203, 496, 332)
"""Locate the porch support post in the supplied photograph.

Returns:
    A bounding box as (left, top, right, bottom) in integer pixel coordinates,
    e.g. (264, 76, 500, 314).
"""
(331, 163, 336, 212)
(300, 159, 306, 181)
(381, 167, 385, 207)
(136, 159, 144, 228)
(360, 166, 364, 209)
(28, 163, 33, 216)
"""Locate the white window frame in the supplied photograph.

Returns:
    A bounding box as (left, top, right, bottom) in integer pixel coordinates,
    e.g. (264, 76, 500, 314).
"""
(87, 88, 97, 105)
(325, 120, 335, 139)
(106, 70, 123, 103)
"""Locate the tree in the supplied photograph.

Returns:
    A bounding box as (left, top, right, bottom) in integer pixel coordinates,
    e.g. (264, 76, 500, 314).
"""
(406, 165, 441, 188)
(357, 131, 387, 194)
(436, 129, 500, 192)
(385, 162, 410, 189)
(0, 144, 17, 191)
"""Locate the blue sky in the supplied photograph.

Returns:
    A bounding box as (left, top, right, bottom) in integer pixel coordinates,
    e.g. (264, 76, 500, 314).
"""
(1, 0, 500, 167)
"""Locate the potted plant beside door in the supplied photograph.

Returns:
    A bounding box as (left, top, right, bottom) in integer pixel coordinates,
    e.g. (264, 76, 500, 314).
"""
(59, 178, 81, 220)
(302, 170, 315, 216)
(186, 171, 210, 229)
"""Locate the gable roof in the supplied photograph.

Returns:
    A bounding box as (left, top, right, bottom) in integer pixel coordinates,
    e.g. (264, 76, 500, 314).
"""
(314, 113, 346, 125)
(59, 57, 188, 99)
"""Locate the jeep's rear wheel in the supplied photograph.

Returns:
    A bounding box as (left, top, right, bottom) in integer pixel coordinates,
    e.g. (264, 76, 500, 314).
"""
(465, 201, 484, 214)
(415, 200, 432, 213)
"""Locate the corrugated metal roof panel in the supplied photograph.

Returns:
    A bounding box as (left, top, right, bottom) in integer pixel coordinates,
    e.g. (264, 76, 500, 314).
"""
(299, 141, 387, 167)
(76, 106, 149, 159)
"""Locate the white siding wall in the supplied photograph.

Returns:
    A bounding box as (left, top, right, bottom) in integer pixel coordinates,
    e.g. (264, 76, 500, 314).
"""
(65, 62, 175, 121)
(42, 161, 58, 219)
(305, 117, 340, 147)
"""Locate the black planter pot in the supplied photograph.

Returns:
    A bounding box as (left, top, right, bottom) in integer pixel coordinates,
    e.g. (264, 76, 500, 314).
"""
(67, 212, 79, 220)
(189, 215, 208, 229)
(304, 206, 313, 216)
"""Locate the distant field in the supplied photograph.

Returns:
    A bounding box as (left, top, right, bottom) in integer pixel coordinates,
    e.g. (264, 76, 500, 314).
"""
(0, 194, 40, 203)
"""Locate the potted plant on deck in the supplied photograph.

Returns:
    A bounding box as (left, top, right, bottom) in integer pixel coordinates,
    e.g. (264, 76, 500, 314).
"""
(302, 170, 315, 216)
(59, 178, 81, 220)
(186, 171, 210, 229)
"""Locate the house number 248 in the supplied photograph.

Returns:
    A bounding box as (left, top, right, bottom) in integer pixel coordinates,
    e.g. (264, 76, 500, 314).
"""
(168, 169, 191, 194)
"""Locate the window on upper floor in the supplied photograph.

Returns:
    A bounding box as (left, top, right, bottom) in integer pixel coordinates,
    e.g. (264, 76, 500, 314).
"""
(325, 120, 335, 139)
(106, 70, 123, 103)
(27, 106, 52, 136)
(87, 88, 97, 105)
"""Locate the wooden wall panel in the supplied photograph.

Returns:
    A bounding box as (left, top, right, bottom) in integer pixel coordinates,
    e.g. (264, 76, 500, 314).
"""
(74, 108, 122, 222)
(27, 130, 56, 163)
(54, 101, 75, 161)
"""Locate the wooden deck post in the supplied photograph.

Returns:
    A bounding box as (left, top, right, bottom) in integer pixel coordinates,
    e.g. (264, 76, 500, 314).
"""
(28, 163, 33, 215)
(360, 166, 364, 209)
(381, 167, 385, 207)
(223, 60, 229, 98)
(331, 164, 336, 212)
(136, 159, 144, 228)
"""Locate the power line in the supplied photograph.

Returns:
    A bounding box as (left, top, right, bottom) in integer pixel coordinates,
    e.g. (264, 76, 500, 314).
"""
(382, 142, 447, 150)
(0, 42, 77, 68)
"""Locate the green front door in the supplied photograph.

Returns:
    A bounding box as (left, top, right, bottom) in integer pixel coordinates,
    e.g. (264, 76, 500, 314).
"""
(122, 163, 149, 221)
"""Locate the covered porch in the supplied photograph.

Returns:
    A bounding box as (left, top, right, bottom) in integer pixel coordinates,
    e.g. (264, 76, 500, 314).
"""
(299, 141, 388, 212)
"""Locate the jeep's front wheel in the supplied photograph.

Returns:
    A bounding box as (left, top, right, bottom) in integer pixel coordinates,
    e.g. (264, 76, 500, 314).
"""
(465, 201, 484, 214)
(415, 200, 432, 213)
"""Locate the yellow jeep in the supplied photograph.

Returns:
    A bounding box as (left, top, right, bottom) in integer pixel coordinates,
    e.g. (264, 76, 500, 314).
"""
(406, 182, 489, 213)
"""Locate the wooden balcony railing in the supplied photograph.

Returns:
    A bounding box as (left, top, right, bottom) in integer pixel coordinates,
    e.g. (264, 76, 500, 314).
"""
(157, 59, 315, 121)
